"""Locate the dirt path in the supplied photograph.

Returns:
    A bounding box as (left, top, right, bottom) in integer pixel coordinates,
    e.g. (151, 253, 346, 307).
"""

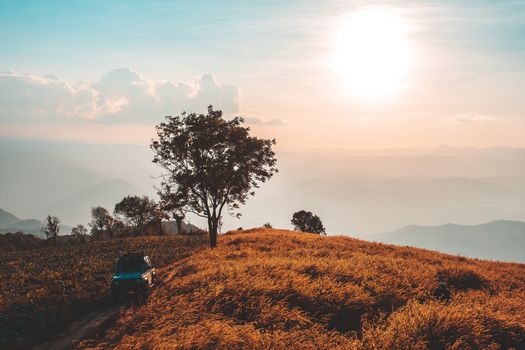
(31, 265, 173, 350)
(31, 305, 122, 350)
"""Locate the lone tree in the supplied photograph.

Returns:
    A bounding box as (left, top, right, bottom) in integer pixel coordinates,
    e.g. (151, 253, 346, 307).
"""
(71, 224, 88, 241)
(114, 195, 160, 236)
(89, 206, 114, 239)
(291, 210, 326, 235)
(42, 215, 60, 244)
(151, 106, 277, 247)
(157, 188, 188, 234)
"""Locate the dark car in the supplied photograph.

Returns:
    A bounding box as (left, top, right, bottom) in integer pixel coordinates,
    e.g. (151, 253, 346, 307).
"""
(110, 252, 155, 299)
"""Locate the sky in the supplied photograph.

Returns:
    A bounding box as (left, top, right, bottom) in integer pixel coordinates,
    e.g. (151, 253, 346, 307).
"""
(1, 0, 525, 150)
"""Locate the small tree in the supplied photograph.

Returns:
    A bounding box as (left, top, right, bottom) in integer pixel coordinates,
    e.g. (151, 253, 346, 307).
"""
(151, 106, 277, 247)
(291, 210, 326, 235)
(263, 222, 273, 228)
(42, 215, 60, 244)
(89, 206, 114, 239)
(158, 190, 187, 234)
(114, 195, 160, 236)
(71, 224, 88, 242)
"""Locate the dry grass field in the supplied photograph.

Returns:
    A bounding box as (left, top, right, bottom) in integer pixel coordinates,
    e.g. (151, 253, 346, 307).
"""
(75, 228, 525, 350)
(0, 234, 207, 349)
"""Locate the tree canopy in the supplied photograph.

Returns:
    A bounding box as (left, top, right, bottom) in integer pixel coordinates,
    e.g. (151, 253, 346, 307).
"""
(42, 215, 60, 243)
(291, 210, 326, 235)
(89, 206, 114, 239)
(151, 106, 277, 247)
(114, 195, 160, 236)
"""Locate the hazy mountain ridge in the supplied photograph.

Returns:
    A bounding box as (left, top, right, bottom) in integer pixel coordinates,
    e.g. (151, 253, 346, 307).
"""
(2, 139, 525, 237)
(374, 220, 525, 262)
(0, 208, 72, 237)
(0, 208, 20, 227)
(53, 178, 142, 225)
(233, 175, 525, 235)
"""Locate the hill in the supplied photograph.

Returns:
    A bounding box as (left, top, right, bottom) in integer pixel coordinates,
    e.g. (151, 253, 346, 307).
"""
(0, 234, 207, 349)
(0, 209, 45, 237)
(75, 229, 525, 349)
(0, 208, 73, 237)
(0, 150, 108, 220)
(375, 220, 525, 262)
(231, 175, 525, 235)
(0, 208, 20, 227)
(52, 178, 141, 225)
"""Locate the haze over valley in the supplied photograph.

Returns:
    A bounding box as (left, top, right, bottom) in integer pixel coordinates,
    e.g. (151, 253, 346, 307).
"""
(2, 138, 524, 262)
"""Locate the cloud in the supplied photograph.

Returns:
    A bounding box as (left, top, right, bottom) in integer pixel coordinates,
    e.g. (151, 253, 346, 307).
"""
(442, 113, 500, 124)
(243, 116, 287, 126)
(0, 69, 240, 123)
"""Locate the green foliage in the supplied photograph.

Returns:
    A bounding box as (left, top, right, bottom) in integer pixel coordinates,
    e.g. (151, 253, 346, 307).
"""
(41, 215, 60, 243)
(291, 210, 326, 235)
(71, 224, 88, 239)
(114, 195, 160, 236)
(151, 106, 278, 247)
(88, 206, 114, 239)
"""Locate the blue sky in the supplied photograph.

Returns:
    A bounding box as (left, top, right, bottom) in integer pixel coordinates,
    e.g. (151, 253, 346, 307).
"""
(1, 0, 525, 148)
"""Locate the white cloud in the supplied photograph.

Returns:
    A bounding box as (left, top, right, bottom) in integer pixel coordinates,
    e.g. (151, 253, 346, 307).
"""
(442, 113, 500, 124)
(243, 116, 287, 126)
(0, 68, 240, 123)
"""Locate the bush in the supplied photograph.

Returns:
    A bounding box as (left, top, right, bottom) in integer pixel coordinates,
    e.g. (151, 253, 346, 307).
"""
(291, 210, 326, 235)
(438, 266, 487, 290)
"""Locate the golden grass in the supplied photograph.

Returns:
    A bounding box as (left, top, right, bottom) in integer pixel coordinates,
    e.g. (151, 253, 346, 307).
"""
(75, 229, 525, 349)
(0, 235, 206, 349)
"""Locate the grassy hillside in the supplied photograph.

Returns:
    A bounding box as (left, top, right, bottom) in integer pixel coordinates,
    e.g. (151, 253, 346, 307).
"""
(77, 229, 525, 350)
(0, 234, 207, 349)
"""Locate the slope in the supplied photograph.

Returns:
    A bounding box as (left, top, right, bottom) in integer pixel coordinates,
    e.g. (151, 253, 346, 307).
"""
(75, 229, 525, 350)
(0, 208, 20, 227)
(52, 178, 141, 225)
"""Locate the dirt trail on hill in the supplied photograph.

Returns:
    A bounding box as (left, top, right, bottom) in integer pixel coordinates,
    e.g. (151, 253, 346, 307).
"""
(31, 265, 172, 350)
(31, 305, 121, 350)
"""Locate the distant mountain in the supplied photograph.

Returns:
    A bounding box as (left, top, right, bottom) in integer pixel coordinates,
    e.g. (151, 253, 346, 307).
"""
(374, 220, 525, 262)
(0, 208, 20, 227)
(53, 179, 142, 225)
(0, 208, 71, 238)
(231, 175, 525, 235)
(0, 150, 108, 219)
(7, 218, 43, 230)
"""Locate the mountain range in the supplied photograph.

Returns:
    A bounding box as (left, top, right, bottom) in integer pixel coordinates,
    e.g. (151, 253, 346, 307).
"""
(0, 208, 71, 237)
(373, 220, 525, 262)
(1, 139, 525, 239)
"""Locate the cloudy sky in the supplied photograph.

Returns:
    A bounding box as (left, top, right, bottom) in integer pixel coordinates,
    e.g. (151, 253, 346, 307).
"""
(1, 0, 525, 149)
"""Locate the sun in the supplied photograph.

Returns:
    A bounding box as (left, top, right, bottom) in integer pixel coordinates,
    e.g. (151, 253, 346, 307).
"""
(332, 8, 414, 101)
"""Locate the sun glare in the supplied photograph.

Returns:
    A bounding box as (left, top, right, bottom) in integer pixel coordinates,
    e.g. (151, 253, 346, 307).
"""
(333, 8, 414, 101)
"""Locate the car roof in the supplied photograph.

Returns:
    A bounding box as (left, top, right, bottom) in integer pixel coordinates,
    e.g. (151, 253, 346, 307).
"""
(117, 252, 148, 261)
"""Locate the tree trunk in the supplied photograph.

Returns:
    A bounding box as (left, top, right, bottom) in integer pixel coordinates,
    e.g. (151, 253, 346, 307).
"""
(208, 218, 218, 248)
(176, 217, 183, 234)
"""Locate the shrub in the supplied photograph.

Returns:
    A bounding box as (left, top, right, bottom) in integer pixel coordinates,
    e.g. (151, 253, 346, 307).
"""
(438, 266, 487, 290)
(291, 210, 326, 235)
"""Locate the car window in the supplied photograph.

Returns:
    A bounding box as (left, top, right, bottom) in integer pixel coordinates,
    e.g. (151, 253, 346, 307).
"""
(116, 259, 147, 273)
